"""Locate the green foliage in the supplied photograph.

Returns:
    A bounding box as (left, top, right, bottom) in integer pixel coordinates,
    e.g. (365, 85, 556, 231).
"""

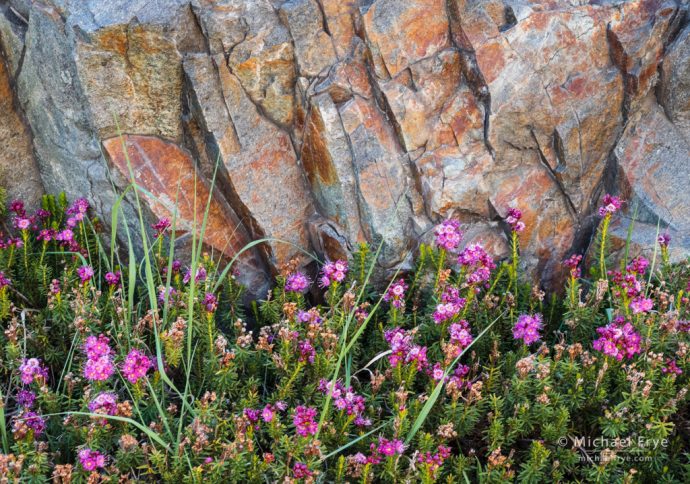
(0, 191, 689, 482)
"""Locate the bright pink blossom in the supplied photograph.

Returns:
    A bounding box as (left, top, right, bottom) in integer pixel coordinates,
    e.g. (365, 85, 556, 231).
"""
(434, 219, 463, 251)
(78, 448, 106, 471)
(121, 349, 153, 384)
(293, 406, 318, 437)
(512, 313, 543, 345)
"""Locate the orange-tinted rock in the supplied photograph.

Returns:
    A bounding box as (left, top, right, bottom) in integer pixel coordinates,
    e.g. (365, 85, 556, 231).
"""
(337, 94, 423, 266)
(301, 93, 364, 244)
(204, 54, 314, 266)
(0, 54, 44, 208)
(362, 0, 450, 78)
(320, 0, 359, 59)
(102, 135, 269, 289)
(75, 24, 184, 140)
(608, 0, 680, 114)
(192, 0, 297, 127)
(279, 0, 337, 77)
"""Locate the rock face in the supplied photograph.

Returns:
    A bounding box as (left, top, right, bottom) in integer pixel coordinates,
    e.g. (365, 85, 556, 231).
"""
(1, 0, 690, 289)
(0, 40, 43, 208)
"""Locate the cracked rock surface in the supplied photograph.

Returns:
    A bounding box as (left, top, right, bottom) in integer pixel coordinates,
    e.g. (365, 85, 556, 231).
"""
(1, 0, 689, 291)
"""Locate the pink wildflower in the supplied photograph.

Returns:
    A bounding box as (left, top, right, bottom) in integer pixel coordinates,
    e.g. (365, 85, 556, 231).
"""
(319, 259, 348, 287)
(563, 254, 583, 279)
(433, 287, 466, 324)
(376, 437, 405, 456)
(457, 243, 496, 288)
(83, 335, 112, 360)
(78, 448, 106, 471)
(9, 200, 25, 216)
(203, 293, 218, 313)
(384, 279, 408, 310)
(434, 219, 463, 251)
(121, 349, 153, 384)
(505, 207, 525, 232)
(449, 320, 473, 351)
(0, 271, 10, 289)
(630, 297, 653, 314)
(293, 406, 318, 437)
(16, 390, 36, 408)
(662, 359, 682, 376)
(84, 356, 115, 382)
(285, 272, 310, 293)
(598, 194, 622, 217)
(19, 358, 48, 385)
(293, 462, 313, 479)
(151, 217, 171, 237)
(13, 411, 46, 436)
(512, 313, 543, 345)
(592, 317, 641, 361)
(15, 218, 31, 230)
(88, 392, 118, 417)
(77, 265, 94, 284)
(298, 339, 316, 364)
(318, 379, 367, 423)
(384, 328, 428, 369)
(658, 233, 671, 247)
(183, 267, 207, 284)
(105, 271, 121, 287)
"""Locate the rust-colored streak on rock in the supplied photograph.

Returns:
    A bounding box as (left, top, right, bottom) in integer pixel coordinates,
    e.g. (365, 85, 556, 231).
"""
(102, 135, 252, 257)
(301, 111, 337, 186)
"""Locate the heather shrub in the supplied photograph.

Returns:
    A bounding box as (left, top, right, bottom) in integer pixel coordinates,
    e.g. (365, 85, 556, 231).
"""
(0, 189, 689, 483)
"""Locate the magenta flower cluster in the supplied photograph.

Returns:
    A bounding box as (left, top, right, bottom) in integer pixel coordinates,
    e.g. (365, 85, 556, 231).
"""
(448, 320, 473, 353)
(434, 219, 463, 251)
(293, 405, 318, 437)
(19, 358, 48, 385)
(66, 198, 89, 228)
(319, 259, 348, 287)
(563, 254, 583, 279)
(13, 411, 46, 436)
(121, 349, 153, 384)
(77, 265, 94, 284)
(418, 445, 452, 474)
(318, 379, 370, 427)
(505, 207, 525, 232)
(457, 243, 496, 287)
(297, 339, 316, 364)
(293, 462, 313, 479)
(203, 293, 218, 313)
(16, 389, 36, 408)
(151, 217, 171, 237)
(297, 308, 323, 325)
(609, 256, 653, 314)
(105, 271, 121, 287)
(374, 437, 405, 457)
(384, 279, 408, 309)
(658, 233, 671, 247)
(592, 317, 641, 361)
(83, 335, 115, 382)
(78, 448, 106, 471)
(0, 271, 10, 289)
(433, 286, 466, 324)
(512, 313, 543, 345)
(384, 328, 428, 369)
(285, 272, 310, 293)
(88, 392, 118, 417)
(598, 193, 622, 217)
(183, 266, 207, 285)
